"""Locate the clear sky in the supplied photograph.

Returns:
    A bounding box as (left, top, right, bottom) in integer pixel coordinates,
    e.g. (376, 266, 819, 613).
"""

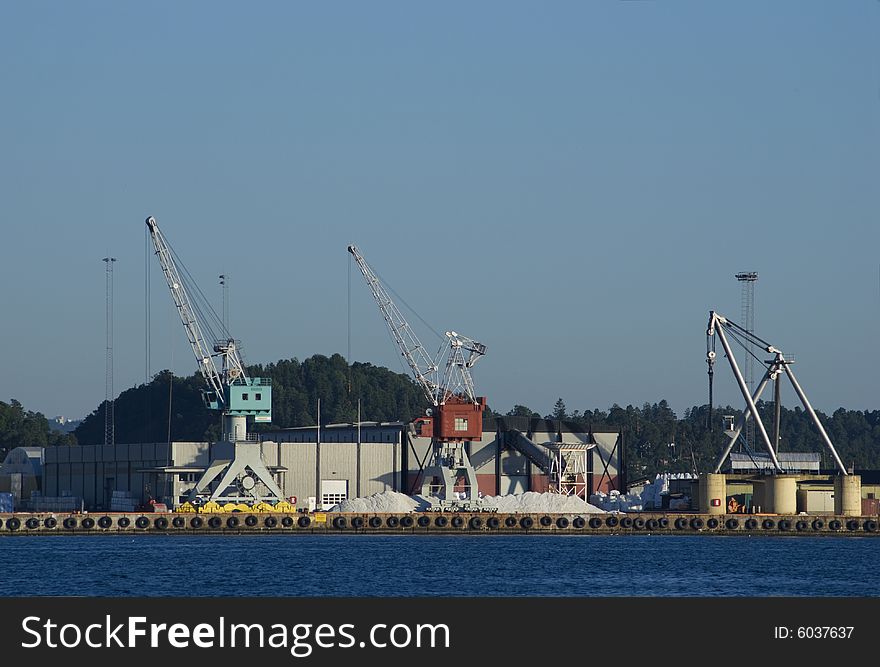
(1, 2, 877, 422)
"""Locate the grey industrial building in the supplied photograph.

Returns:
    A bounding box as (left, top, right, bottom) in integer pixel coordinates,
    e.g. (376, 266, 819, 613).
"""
(35, 416, 623, 512)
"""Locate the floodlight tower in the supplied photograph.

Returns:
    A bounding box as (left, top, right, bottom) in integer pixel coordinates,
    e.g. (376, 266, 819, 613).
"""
(735, 272, 758, 448)
(103, 257, 117, 447)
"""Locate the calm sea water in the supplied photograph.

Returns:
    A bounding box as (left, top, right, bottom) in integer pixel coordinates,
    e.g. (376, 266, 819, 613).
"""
(0, 534, 877, 597)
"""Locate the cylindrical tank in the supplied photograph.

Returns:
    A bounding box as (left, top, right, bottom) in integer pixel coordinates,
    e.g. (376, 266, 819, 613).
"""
(766, 475, 797, 515)
(834, 475, 861, 516)
(699, 473, 726, 515)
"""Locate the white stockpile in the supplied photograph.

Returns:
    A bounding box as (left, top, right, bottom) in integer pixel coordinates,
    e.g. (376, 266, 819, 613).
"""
(590, 472, 696, 512)
(329, 490, 605, 514)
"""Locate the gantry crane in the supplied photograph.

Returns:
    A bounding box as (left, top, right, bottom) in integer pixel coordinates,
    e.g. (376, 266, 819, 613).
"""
(706, 310, 847, 475)
(348, 245, 489, 509)
(146, 216, 285, 506)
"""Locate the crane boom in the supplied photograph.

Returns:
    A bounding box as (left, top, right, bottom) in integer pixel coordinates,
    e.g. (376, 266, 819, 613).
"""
(347, 245, 439, 405)
(146, 216, 227, 403)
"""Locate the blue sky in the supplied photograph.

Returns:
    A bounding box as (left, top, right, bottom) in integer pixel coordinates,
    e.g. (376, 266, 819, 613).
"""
(1, 2, 877, 422)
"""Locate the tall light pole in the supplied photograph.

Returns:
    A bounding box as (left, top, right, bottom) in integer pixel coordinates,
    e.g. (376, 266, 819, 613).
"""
(103, 257, 117, 446)
(735, 271, 758, 450)
(219, 274, 229, 337)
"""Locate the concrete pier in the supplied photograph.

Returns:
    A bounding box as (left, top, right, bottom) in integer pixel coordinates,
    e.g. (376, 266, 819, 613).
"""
(1, 510, 877, 536)
(698, 474, 727, 514)
(834, 476, 862, 517)
(765, 475, 798, 515)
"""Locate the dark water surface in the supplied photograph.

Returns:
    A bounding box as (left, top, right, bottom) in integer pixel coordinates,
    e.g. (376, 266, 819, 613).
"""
(1, 534, 876, 597)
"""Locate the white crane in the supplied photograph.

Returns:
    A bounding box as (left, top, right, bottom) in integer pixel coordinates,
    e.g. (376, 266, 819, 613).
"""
(348, 245, 489, 509)
(706, 310, 847, 475)
(146, 216, 285, 506)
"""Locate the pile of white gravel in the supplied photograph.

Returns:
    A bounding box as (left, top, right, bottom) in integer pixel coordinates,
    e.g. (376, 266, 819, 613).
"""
(328, 491, 430, 513)
(329, 490, 604, 514)
(481, 491, 605, 514)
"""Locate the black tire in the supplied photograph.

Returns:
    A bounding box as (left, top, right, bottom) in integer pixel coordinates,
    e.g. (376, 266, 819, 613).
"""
(632, 518, 645, 530)
(63, 517, 78, 530)
(829, 519, 842, 531)
(487, 516, 501, 529)
(6, 517, 20, 531)
(726, 518, 739, 530)
(690, 518, 704, 530)
(469, 516, 483, 530)
(154, 517, 168, 530)
(190, 517, 204, 529)
(706, 518, 719, 529)
(795, 521, 808, 532)
(811, 519, 824, 531)
(646, 519, 659, 530)
(386, 516, 400, 528)
(520, 516, 534, 529)
(226, 516, 240, 529)
(44, 517, 58, 529)
(606, 516, 619, 528)
(674, 517, 689, 530)
(172, 516, 185, 528)
(245, 515, 258, 527)
(297, 516, 311, 528)
(778, 520, 791, 531)
(98, 516, 113, 529)
(572, 517, 586, 529)
(450, 516, 464, 528)
(81, 517, 95, 529)
(208, 517, 222, 529)
(504, 516, 517, 528)
(117, 517, 130, 529)
(658, 518, 669, 528)
(400, 516, 414, 528)
(745, 518, 759, 530)
(620, 517, 633, 529)
(25, 518, 39, 530)
(864, 520, 878, 533)
(539, 515, 552, 527)
(135, 516, 150, 529)
(434, 516, 448, 528)
(846, 519, 860, 532)
(417, 516, 431, 528)
(369, 516, 383, 528)
(351, 516, 364, 529)
(762, 519, 776, 530)
(556, 517, 570, 529)
(588, 517, 603, 529)
(264, 516, 278, 528)
(332, 516, 347, 529)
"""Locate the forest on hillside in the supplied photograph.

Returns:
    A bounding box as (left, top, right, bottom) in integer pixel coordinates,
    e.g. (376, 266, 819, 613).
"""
(2, 354, 879, 477)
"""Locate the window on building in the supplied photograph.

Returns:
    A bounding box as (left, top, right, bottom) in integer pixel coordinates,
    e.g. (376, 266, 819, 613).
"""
(255, 393, 262, 401)
(242, 393, 249, 401)
(455, 417, 468, 431)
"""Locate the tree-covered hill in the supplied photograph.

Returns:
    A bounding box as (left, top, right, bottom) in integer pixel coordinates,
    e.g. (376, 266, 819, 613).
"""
(72, 354, 431, 445)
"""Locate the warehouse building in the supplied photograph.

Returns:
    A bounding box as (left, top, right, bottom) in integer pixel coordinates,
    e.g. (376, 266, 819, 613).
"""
(37, 416, 623, 512)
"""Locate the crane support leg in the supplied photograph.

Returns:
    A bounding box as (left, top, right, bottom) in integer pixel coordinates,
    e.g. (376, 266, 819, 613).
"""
(783, 365, 848, 475)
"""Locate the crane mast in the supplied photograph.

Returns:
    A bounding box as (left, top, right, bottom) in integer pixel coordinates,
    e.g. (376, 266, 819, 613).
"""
(146, 216, 283, 507)
(348, 244, 490, 510)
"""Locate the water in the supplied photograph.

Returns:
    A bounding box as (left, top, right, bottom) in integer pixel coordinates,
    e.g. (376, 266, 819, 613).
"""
(1, 534, 877, 597)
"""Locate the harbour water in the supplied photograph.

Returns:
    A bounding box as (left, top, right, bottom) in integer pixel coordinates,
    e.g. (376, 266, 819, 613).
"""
(1, 534, 877, 597)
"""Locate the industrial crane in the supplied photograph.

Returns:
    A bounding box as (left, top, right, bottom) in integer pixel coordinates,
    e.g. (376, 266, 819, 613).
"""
(348, 245, 489, 509)
(706, 310, 847, 475)
(146, 216, 285, 506)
